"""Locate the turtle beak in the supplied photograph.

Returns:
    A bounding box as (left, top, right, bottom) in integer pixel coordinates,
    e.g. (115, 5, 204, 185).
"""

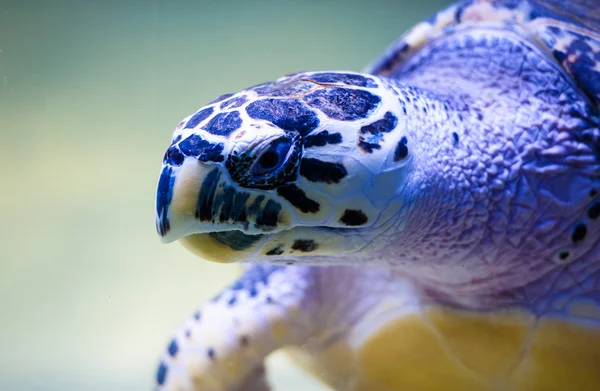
(155, 157, 292, 263)
(156, 157, 218, 244)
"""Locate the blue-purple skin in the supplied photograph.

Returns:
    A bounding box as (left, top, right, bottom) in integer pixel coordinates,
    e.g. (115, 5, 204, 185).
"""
(154, 1, 600, 389)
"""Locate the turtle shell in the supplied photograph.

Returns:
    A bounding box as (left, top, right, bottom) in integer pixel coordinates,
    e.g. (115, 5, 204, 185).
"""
(367, 0, 600, 109)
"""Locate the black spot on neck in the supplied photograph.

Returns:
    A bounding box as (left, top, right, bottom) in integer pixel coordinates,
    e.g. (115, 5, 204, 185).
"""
(452, 132, 459, 144)
(394, 136, 409, 161)
(588, 202, 600, 220)
(291, 239, 318, 252)
(340, 209, 368, 226)
(358, 111, 398, 153)
(558, 250, 570, 261)
(277, 185, 320, 213)
(571, 223, 587, 243)
(300, 158, 347, 184)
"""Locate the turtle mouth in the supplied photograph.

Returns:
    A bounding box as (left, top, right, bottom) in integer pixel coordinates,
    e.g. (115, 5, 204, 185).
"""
(207, 230, 265, 251)
(178, 230, 272, 263)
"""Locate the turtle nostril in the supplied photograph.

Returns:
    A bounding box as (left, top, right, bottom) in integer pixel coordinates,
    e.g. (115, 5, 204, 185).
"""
(166, 147, 184, 166)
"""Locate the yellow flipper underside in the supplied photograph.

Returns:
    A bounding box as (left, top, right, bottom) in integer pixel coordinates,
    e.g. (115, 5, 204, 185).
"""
(359, 307, 600, 391)
(289, 306, 600, 391)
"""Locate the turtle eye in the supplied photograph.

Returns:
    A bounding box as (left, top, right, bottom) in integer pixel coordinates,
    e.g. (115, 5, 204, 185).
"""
(252, 139, 292, 177)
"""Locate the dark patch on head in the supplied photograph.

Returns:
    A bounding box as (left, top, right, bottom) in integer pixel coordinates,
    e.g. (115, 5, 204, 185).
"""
(246, 98, 320, 135)
(256, 199, 282, 229)
(300, 158, 347, 184)
(240, 336, 249, 347)
(209, 231, 263, 251)
(156, 361, 168, 386)
(277, 185, 320, 213)
(266, 245, 284, 256)
(178, 134, 225, 162)
(226, 134, 302, 189)
(193, 311, 201, 321)
(588, 202, 600, 220)
(227, 296, 237, 306)
(170, 134, 182, 146)
(452, 132, 459, 144)
(252, 80, 314, 97)
(304, 130, 343, 148)
(195, 168, 221, 221)
(558, 251, 570, 261)
(163, 146, 184, 166)
(358, 111, 398, 153)
(220, 95, 248, 109)
(571, 223, 587, 243)
(302, 72, 378, 88)
(292, 239, 318, 252)
(167, 339, 178, 357)
(209, 93, 234, 104)
(394, 136, 409, 161)
(340, 209, 368, 226)
(203, 111, 242, 136)
(185, 107, 214, 129)
(303, 87, 381, 121)
(207, 348, 216, 360)
(156, 166, 175, 236)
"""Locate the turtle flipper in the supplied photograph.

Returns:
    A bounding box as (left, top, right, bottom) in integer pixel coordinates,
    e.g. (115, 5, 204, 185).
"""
(155, 265, 317, 391)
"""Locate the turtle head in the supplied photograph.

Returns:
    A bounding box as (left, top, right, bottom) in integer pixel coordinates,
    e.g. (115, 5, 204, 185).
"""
(155, 71, 411, 263)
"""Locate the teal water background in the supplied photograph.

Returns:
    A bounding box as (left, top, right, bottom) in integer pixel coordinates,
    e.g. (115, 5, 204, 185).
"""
(0, 1, 452, 390)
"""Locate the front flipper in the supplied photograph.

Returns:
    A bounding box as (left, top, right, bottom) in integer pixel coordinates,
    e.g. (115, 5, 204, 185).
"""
(155, 265, 317, 391)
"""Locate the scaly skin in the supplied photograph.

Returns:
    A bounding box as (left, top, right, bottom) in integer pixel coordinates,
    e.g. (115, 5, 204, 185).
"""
(154, 15, 600, 391)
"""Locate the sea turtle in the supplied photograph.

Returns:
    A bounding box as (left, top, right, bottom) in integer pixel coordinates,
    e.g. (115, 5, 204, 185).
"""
(154, 0, 600, 390)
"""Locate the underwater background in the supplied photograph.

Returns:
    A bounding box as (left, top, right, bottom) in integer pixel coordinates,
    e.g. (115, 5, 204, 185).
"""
(0, 0, 452, 390)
